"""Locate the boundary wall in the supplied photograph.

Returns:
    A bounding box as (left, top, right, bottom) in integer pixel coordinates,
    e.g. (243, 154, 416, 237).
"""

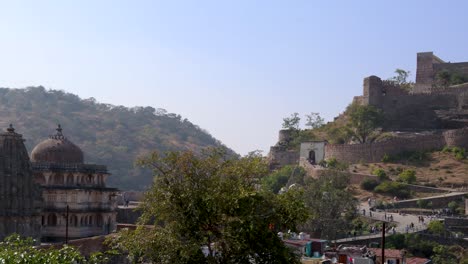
(324, 128, 468, 164)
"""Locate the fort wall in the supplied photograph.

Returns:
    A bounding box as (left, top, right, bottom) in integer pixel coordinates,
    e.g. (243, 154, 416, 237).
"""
(434, 61, 468, 77)
(324, 128, 468, 164)
(268, 146, 299, 169)
(361, 73, 468, 130)
(443, 128, 468, 148)
(324, 134, 445, 163)
(269, 52, 468, 169)
(415, 52, 444, 93)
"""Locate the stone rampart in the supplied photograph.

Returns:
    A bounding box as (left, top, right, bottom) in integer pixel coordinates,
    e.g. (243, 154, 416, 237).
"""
(323, 128, 467, 164)
(434, 61, 468, 77)
(268, 146, 299, 169)
(443, 128, 468, 148)
(324, 134, 444, 163)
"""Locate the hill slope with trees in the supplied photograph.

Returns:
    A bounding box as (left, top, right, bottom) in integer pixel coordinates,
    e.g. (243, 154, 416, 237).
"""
(0, 86, 233, 190)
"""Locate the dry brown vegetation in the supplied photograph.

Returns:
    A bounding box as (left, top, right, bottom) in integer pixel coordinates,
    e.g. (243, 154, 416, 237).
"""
(349, 151, 468, 188)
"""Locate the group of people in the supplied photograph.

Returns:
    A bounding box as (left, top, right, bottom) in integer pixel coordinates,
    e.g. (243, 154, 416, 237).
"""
(384, 213, 394, 222)
(418, 215, 425, 224)
(405, 222, 416, 233)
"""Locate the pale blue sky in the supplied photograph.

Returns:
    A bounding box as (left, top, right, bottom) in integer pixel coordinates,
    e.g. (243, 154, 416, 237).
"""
(1, 1, 467, 155)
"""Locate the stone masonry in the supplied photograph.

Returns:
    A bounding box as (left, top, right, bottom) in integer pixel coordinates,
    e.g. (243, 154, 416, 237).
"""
(268, 52, 468, 168)
(0, 125, 42, 241)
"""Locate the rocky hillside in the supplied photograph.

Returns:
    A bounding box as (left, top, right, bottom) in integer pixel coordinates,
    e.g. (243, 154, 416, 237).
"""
(350, 150, 468, 188)
(0, 87, 234, 190)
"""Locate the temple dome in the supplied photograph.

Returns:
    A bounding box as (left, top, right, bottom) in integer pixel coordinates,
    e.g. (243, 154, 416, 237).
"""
(31, 125, 84, 164)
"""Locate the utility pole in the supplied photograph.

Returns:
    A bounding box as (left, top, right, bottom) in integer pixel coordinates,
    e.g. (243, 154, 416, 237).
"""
(65, 205, 69, 244)
(381, 222, 385, 264)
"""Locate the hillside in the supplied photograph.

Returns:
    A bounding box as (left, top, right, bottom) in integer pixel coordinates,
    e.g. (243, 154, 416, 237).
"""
(350, 151, 468, 188)
(0, 87, 234, 190)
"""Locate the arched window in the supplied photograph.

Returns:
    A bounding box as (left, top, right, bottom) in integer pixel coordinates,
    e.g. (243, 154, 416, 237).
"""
(66, 174, 74, 186)
(47, 214, 57, 226)
(54, 174, 64, 185)
(70, 215, 78, 227)
(97, 215, 103, 227)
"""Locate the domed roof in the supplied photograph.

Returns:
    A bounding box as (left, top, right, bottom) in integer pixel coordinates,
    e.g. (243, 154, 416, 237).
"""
(31, 125, 84, 164)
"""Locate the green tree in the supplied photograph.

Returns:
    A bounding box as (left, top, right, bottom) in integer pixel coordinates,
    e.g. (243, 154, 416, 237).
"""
(432, 245, 458, 264)
(398, 169, 417, 184)
(261, 165, 306, 193)
(417, 199, 429, 209)
(427, 221, 445, 234)
(360, 178, 380, 191)
(346, 103, 384, 143)
(110, 148, 305, 264)
(304, 112, 324, 129)
(302, 171, 357, 240)
(447, 201, 459, 214)
(388, 69, 414, 91)
(282, 112, 301, 130)
(372, 168, 388, 181)
(0, 234, 108, 263)
(374, 181, 410, 198)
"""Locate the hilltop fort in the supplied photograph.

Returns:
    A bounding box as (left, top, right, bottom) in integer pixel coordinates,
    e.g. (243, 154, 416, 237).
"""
(268, 52, 468, 168)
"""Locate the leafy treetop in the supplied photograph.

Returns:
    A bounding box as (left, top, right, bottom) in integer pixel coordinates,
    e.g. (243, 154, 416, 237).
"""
(110, 148, 306, 264)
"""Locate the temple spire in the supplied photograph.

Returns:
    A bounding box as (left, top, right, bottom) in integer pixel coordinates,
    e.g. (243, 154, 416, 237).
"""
(56, 124, 63, 135)
(50, 124, 65, 140)
(7, 124, 15, 133)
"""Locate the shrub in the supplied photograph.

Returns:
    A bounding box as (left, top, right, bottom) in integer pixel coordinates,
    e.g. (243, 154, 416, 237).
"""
(372, 168, 388, 181)
(398, 169, 416, 184)
(322, 157, 348, 171)
(442, 146, 452, 153)
(327, 157, 338, 168)
(427, 220, 445, 234)
(361, 178, 380, 191)
(374, 181, 410, 198)
(262, 165, 306, 193)
(381, 154, 391, 163)
(441, 146, 466, 160)
(417, 199, 430, 208)
(448, 201, 459, 213)
(455, 151, 465, 160)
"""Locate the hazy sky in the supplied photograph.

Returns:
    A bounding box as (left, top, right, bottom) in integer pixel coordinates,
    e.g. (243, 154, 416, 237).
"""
(1, 1, 467, 155)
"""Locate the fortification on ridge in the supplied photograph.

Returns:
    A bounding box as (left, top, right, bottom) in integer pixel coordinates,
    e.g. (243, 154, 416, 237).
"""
(268, 52, 468, 169)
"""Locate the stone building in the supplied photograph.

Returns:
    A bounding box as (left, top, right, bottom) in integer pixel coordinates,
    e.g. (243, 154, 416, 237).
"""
(31, 125, 118, 242)
(0, 125, 42, 241)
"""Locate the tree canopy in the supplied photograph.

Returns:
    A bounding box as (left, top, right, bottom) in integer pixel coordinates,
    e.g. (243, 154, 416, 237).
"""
(301, 171, 357, 240)
(110, 148, 306, 263)
(282, 112, 301, 130)
(0, 234, 109, 263)
(304, 112, 324, 129)
(346, 103, 384, 143)
(388, 69, 414, 91)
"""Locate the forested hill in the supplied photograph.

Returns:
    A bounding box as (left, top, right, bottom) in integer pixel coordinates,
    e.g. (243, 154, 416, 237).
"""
(0, 87, 234, 190)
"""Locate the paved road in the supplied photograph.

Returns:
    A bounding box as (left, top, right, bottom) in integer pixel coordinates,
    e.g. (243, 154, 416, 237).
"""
(334, 202, 429, 244)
